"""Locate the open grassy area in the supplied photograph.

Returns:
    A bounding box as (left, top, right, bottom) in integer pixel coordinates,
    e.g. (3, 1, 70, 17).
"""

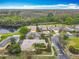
(68, 37, 79, 50)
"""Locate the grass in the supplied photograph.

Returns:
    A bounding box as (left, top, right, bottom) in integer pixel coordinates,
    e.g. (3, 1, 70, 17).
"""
(0, 33, 13, 42)
(2, 54, 55, 59)
(67, 37, 79, 50)
(31, 56, 55, 59)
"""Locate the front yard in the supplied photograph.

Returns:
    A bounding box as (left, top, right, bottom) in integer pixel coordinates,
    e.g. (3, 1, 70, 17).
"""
(67, 37, 79, 54)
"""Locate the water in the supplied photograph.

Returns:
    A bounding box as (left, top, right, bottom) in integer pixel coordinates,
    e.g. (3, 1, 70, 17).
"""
(0, 29, 10, 34)
(0, 27, 17, 34)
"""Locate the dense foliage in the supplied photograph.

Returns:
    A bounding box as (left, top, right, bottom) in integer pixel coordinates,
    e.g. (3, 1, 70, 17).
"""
(0, 13, 79, 26)
(8, 38, 21, 55)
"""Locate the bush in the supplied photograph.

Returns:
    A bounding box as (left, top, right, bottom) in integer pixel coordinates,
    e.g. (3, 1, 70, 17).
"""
(34, 43, 46, 49)
(40, 34, 48, 43)
(20, 34, 25, 40)
(28, 35, 34, 39)
(69, 46, 79, 54)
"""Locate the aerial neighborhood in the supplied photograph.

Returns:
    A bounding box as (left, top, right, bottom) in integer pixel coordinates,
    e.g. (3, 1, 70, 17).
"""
(0, 10, 79, 59)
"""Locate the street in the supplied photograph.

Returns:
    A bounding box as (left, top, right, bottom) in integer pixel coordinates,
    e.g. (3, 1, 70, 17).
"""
(51, 34, 69, 59)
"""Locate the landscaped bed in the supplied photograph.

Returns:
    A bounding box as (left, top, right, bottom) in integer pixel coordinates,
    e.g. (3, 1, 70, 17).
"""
(33, 43, 46, 49)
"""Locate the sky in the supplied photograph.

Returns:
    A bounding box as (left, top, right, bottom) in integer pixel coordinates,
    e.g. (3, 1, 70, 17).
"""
(0, 0, 79, 9)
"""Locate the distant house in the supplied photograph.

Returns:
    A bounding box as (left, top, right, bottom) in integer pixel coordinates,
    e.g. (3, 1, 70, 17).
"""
(75, 25, 79, 32)
(47, 26, 54, 31)
(38, 26, 48, 31)
(0, 29, 10, 34)
(30, 26, 36, 32)
(64, 27, 74, 32)
(42, 31, 50, 36)
(65, 32, 73, 37)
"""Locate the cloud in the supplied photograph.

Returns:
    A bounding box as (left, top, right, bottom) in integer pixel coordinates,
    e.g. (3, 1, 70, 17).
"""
(0, 4, 79, 9)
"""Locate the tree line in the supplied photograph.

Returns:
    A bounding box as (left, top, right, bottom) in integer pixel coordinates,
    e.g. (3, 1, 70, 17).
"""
(0, 13, 79, 26)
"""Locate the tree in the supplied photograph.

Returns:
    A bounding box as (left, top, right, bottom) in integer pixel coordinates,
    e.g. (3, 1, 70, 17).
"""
(8, 38, 21, 55)
(8, 43, 21, 55)
(31, 18, 37, 23)
(47, 13, 54, 22)
(73, 18, 79, 24)
(19, 26, 29, 34)
(38, 16, 47, 23)
(65, 17, 74, 24)
(47, 13, 54, 17)
(10, 38, 16, 44)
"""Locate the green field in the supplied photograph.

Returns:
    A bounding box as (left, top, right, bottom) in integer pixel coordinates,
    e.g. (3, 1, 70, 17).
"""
(68, 37, 79, 50)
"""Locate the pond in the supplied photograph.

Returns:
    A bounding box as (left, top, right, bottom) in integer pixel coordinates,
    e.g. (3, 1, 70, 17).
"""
(0, 26, 18, 34)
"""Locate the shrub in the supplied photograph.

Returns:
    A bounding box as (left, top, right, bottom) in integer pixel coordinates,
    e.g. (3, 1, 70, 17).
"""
(34, 43, 46, 49)
(69, 46, 79, 54)
(20, 34, 25, 40)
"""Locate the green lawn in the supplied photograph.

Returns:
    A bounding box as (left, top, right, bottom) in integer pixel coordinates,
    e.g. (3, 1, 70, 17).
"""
(68, 37, 79, 50)
(0, 33, 13, 42)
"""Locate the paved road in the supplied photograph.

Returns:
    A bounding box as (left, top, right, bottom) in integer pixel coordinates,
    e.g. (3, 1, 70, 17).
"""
(0, 36, 19, 47)
(0, 37, 11, 47)
(51, 34, 69, 59)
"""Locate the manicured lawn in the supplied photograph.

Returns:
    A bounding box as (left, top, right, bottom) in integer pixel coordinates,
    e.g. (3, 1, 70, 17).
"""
(68, 37, 79, 50)
(0, 33, 13, 42)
